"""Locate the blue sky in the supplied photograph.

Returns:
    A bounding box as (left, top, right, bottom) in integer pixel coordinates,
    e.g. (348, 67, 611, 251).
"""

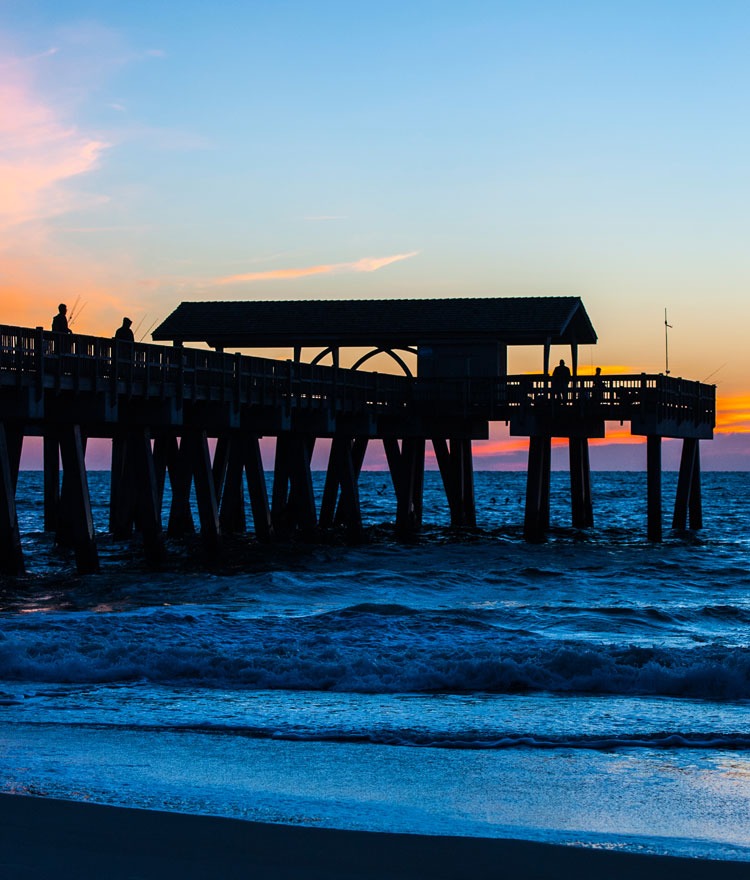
(2, 1, 750, 465)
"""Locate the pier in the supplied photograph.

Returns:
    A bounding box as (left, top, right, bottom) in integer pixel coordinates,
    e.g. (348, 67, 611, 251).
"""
(0, 296, 715, 574)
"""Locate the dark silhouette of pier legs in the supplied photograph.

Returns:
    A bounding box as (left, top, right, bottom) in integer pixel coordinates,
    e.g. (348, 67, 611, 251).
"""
(184, 430, 221, 556)
(43, 431, 59, 532)
(217, 434, 247, 534)
(110, 432, 136, 538)
(385, 437, 425, 536)
(129, 429, 165, 566)
(433, 437, 476, 528)
(58, 425, 99, 573)
(524, 435, 551, 542)
(569, 437, 593, 528)
(272, 434, 317, 536)
(242, 434, 273, 541)
(320, 436, 364, 537)
(647, 435, 662, 542)
(161, 436, 195, 538)
(0, 423, 24, 575)
(672, 438, 702, 530)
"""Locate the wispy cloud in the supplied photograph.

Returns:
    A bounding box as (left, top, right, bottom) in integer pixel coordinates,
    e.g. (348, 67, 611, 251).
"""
(0, 74, 110, 231)
(213, 251, 419, 285)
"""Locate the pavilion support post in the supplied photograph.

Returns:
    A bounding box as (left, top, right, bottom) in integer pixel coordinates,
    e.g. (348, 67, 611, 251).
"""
(243, 434, 273, 541)
(58, 425, 99, 574)
(672, 438, 702, 531)
(218, 434, 247, 534)
(186, 430, 221, 557)
(524, 435, 551, 542)
(647, 435, 662, 542)
(43, 431, 60, 533)
(166, 436, 195, 538)
(569, 437, 593, 528)
(130, 429, 165, 568)
(0, 423, 24, 575)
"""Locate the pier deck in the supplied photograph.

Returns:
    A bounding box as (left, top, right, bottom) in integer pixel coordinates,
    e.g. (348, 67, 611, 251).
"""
(0, 323, 716, 574)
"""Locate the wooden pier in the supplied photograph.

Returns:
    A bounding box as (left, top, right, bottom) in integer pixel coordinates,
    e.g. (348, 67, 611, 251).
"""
(0, 297, 715, 574)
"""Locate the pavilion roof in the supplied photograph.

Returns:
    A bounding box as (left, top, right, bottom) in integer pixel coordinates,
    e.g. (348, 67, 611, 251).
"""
(151, 296, 597, 349)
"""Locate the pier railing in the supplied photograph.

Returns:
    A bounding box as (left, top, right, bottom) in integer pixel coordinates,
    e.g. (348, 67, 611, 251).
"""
(0, 325, 715, 432)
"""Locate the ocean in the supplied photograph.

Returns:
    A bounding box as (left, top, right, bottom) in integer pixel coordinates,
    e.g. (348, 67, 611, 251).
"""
(1, 470, 749, 861)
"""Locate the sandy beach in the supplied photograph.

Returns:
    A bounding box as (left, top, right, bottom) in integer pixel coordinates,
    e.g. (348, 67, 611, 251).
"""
(1, 794, 748, 880)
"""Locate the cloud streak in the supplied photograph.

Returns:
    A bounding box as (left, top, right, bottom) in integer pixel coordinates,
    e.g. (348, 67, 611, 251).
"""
(0, 72, 109, 231)
(213, 251, 419, 285)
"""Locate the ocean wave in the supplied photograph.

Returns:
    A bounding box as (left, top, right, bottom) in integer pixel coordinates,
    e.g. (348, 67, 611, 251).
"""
(22, 720, 750, 752)
(2, 605, 750, 699)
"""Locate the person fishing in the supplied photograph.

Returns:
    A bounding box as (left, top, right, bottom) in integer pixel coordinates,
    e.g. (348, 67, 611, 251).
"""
(114, 317, 135, 342)
(52, 303, 72, 335)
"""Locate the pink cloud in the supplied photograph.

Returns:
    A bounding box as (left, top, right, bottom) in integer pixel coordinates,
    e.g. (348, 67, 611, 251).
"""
(0, 76, 109, 230)
(213, 251, 419, 285)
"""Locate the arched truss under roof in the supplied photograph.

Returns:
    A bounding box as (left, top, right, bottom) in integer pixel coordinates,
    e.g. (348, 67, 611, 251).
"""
(309, 346, 417, 377)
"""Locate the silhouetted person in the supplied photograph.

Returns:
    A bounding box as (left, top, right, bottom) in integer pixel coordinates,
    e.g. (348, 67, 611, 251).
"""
(592, 366, 604, 404)
(52, 303, 71, 334)
(114, 317, 134, 342)
(551, 358, 571, 402)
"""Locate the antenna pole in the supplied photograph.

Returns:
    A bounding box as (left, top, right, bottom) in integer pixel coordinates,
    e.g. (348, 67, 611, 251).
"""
(664, 308, 672, 375)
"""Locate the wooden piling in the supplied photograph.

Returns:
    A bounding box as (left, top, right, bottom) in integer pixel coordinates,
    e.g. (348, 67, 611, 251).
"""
(0, 423, 25, 575)
(393, 437, 425, 536)
(218, 434, 247, 534)
(569, 437, 593, 528)
(524, 435, 551, 542)
(43, 431, 60, 533)
(673, 437, 702, 531)
(58, 425, 99, 574)
(130, 429, 165, 567)
(242, 434, 273, 541)
(433, 437, 476, 528)
(647, 435, 662, 542)
(165, 436, 196, 538)
(186, 430, 221, 556)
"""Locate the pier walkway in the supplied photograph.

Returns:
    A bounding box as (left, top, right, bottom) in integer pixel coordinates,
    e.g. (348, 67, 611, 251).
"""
(0, 320, 715, 574)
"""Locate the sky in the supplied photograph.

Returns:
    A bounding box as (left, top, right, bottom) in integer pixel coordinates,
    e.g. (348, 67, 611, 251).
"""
(2, 0, 749, 469)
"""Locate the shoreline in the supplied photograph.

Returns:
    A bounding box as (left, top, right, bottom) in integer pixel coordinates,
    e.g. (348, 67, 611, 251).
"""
(2, 794, 749, 880)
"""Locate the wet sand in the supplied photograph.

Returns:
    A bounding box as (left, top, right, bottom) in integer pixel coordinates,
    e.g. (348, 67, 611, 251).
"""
(1, 793, 749, 879)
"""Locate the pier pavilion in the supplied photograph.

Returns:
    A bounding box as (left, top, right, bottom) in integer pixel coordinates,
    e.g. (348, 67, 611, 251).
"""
(0, 296, 714, 574)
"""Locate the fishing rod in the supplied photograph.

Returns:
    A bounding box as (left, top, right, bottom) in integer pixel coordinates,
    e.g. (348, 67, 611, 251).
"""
(68, 301, 87, 327)
(139, 317, 160, 343)
(68, 295, 81, 322)
(133, 314, 148, 335)
(701, 362, 727, 383)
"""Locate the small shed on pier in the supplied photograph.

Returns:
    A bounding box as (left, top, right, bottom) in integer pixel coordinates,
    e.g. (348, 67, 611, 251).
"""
(152, 296, 597, 378)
